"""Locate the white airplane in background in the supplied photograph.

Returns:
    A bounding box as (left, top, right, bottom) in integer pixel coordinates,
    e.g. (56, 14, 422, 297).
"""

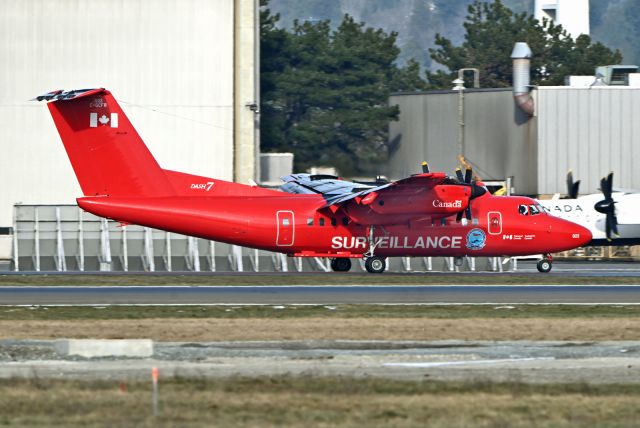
(537, 172, 640, 246)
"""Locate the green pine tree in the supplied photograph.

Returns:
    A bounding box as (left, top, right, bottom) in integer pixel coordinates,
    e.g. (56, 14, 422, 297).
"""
(260, 2, 428, 175)
(427, 0, 622, 89)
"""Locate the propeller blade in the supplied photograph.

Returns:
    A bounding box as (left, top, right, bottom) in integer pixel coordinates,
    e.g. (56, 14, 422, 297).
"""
(566, 171, 574, 196)
(456, 211, 463, 222)
(570, 180, 581, 199)
(612, 214, 619, 236)
(465, 206, 472, 220)
(566, 171, 580, 198)
(471, 183, 487, 199)
(601, 172, 613, 200)
(455, 168, 464, 182)
(421, 161, 430, 173)
(464, 168, 472, 184)
(604, 211, 619, 240)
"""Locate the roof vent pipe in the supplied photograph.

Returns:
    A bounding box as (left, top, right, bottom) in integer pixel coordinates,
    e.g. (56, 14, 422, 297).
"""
(511, 42, 534, 116)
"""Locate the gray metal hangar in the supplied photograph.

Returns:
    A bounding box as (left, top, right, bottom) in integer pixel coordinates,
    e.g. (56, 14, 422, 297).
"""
(0, 0, 259, 268)
(387, 82, 640, 197)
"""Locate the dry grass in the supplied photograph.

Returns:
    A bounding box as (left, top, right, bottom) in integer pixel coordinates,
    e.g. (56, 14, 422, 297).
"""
(3, 304, 640, 320)
(1, 377, 640, 427)
(2, 317, 640, 341)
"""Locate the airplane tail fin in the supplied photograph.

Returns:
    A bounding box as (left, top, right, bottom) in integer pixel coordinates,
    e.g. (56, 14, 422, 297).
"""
(38, 88, 174, 197)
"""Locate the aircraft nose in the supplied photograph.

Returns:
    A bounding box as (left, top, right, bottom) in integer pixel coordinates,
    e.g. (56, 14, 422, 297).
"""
(549, 219, 592, 247)
(572, 224, 593, 247)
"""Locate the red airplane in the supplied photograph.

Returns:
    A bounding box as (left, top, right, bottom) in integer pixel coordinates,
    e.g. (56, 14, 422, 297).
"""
(37, 88, 592, 273)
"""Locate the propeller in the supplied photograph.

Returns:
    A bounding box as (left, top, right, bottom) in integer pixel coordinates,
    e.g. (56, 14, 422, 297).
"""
(566, 170, 581, 199)
(594, 172, 619, 240)
(454, 167, 487, 222)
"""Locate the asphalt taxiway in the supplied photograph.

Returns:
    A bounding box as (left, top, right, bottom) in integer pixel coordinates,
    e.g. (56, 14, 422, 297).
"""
(2, 284, 640, 305)
(3, 261, 640, 305)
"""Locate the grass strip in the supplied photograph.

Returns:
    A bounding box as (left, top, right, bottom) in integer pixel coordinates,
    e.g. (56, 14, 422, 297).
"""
(2, 304, 640, 320)
(1, 376, 639, 427)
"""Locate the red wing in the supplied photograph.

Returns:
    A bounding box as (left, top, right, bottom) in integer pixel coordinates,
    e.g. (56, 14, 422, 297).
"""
(280, 173, 470, 224)
(281, 172, 447, 207)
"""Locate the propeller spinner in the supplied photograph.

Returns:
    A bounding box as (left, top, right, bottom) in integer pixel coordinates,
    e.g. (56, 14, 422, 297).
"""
(594, 172, 619, 240)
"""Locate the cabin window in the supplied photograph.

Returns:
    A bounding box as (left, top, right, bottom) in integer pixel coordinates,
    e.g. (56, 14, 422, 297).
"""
(307, 218, 313, 226)
(472, 218, 479, 225)
(331, 218, 337, 226)
(319, 218, 325, 226)
(282, 218, 290, 226)
(342, 217, 349, 226)
(519, 204, 543, 216)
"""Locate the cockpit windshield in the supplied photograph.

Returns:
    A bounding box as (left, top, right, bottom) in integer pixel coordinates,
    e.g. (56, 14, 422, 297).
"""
(518, 204, 544, 216)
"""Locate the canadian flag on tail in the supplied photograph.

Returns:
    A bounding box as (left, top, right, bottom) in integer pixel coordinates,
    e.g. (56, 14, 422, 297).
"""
(89, 112, 118, 128)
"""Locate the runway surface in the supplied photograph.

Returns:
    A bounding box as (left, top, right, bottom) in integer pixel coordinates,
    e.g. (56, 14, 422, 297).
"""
(3, 285, 640, 305)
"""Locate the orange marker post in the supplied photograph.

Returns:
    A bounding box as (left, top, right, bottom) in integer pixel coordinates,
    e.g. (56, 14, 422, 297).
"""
(152, 367, 159, 417)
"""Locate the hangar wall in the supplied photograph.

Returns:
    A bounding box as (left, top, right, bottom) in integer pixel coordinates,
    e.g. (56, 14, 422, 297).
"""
(387, 89, 537, 194)
(389, 86, 640, 197)
(0, 0, 256, 261)
(537, 87, 640, 195)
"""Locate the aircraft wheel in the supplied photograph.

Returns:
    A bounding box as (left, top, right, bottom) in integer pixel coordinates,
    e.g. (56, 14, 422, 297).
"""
(536, 259, 552, 273)
(330, 258, 352, 272)
(365, 256, 386, 274)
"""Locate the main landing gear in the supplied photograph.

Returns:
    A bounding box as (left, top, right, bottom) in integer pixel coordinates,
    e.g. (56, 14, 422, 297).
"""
(362, 225, 386, 274)
(365, 256, 386, 274)
(537, 254, 553, 273)
(330, 258, 352, 272)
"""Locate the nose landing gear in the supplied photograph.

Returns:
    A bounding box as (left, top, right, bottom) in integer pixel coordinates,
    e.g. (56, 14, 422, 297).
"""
(537, 254, 553, 273)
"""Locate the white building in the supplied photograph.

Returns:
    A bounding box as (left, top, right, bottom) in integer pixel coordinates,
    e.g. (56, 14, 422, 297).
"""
(0, 0, 259, 263)
(535, 0, 590, 38)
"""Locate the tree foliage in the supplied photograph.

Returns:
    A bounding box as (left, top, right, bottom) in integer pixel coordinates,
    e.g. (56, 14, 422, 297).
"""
(427, 0, 622, 89)
(592, 0, 640, 65)
(260, 1, 427, 175)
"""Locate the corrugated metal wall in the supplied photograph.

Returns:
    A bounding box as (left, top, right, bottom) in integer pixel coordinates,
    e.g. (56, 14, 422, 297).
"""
(388, 89, 537, 194)
(0, 0, 240, 259)
(537, 87, 640, 194)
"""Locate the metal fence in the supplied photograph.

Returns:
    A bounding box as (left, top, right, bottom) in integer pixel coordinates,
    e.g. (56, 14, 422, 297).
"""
(11, 204, 520, 273)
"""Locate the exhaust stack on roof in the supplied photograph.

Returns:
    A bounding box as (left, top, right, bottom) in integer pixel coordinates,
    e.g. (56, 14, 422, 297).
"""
(511, 42, 534, 116)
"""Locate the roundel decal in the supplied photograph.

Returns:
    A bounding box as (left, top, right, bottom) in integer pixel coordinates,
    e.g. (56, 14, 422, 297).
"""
(466, 228, 486, 250)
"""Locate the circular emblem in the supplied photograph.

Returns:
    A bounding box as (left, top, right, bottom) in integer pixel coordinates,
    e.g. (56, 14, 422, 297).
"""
(466, 228, 486, 250)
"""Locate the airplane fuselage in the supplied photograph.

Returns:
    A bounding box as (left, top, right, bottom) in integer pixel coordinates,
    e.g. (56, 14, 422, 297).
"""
(79, 192, 591, 258)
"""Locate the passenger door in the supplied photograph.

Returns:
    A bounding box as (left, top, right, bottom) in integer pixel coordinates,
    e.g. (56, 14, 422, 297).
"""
(488, 211, 502, 235)
(276, 210, 295, 246)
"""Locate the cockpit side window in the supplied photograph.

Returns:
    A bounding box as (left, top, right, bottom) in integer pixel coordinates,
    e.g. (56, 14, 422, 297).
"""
(518, 204, 529, 215)
(529, 204, 540, 215)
